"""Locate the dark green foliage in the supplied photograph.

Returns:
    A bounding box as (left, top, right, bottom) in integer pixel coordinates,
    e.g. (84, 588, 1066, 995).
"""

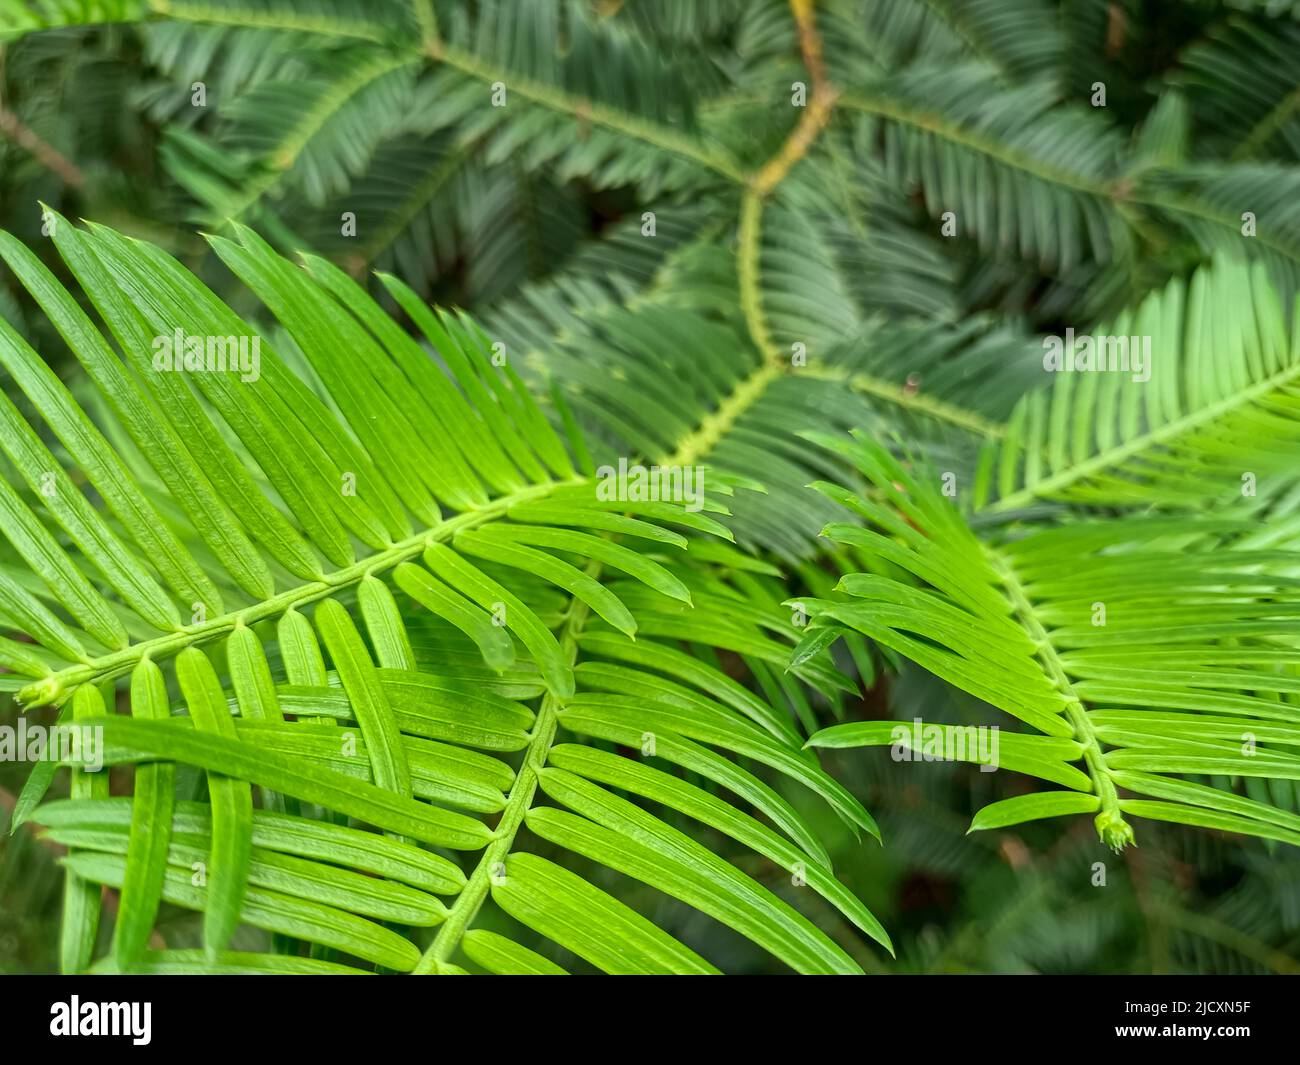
(2, 0, 1299, 975)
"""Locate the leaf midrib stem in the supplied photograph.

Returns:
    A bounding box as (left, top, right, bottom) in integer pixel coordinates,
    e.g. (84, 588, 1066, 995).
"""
(210, 50, 417, 223)
(988, 359, 1300, 512)
(838, 92, 1115, 199)
(799, 365, 1007, 439)
(432, 45, 745, 184)
(985, 545, 1128, 839)
(1233, 80, 1300, 161)
(414, 571, 596, 973)
(661, 361, 781, 468)
(153, 0, 390, 42)
(24, 479, 577, 706)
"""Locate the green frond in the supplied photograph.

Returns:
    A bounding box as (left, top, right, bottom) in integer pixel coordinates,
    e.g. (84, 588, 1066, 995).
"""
(862, 0, 1066, 84)
(975, 257, 1300, 513)
(841, 62, 1134, 274)
(802, 434, 1300, 851)
(480, 200, 717, 353)
(146, 0, 407, 44)
(1136, 163, 1300, 297)
(6, 0, 1299, 978)
(0, 0, 147, 40)
(0, 219, 886, 973)
(526, 268, 1037, 560)
(1172, 15, 1300, 162)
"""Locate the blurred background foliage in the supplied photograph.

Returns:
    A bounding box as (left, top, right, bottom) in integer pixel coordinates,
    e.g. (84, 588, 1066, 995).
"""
(2, 0, 1299, 972)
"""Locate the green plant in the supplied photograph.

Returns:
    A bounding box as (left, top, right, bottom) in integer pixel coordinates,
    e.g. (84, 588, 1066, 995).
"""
(800, 423, 1300, 852)
(1, 212, 891, 973)
(4, 0, 1300, 976)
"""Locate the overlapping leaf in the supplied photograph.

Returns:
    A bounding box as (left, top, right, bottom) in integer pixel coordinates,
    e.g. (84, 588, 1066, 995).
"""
(0, 218, 887, 973)
(798, 435, 1300, 851)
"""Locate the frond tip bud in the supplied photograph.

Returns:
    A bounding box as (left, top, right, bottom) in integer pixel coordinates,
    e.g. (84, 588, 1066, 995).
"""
(1095, 810, 1135, 852)
(16, 674, 64, 710)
